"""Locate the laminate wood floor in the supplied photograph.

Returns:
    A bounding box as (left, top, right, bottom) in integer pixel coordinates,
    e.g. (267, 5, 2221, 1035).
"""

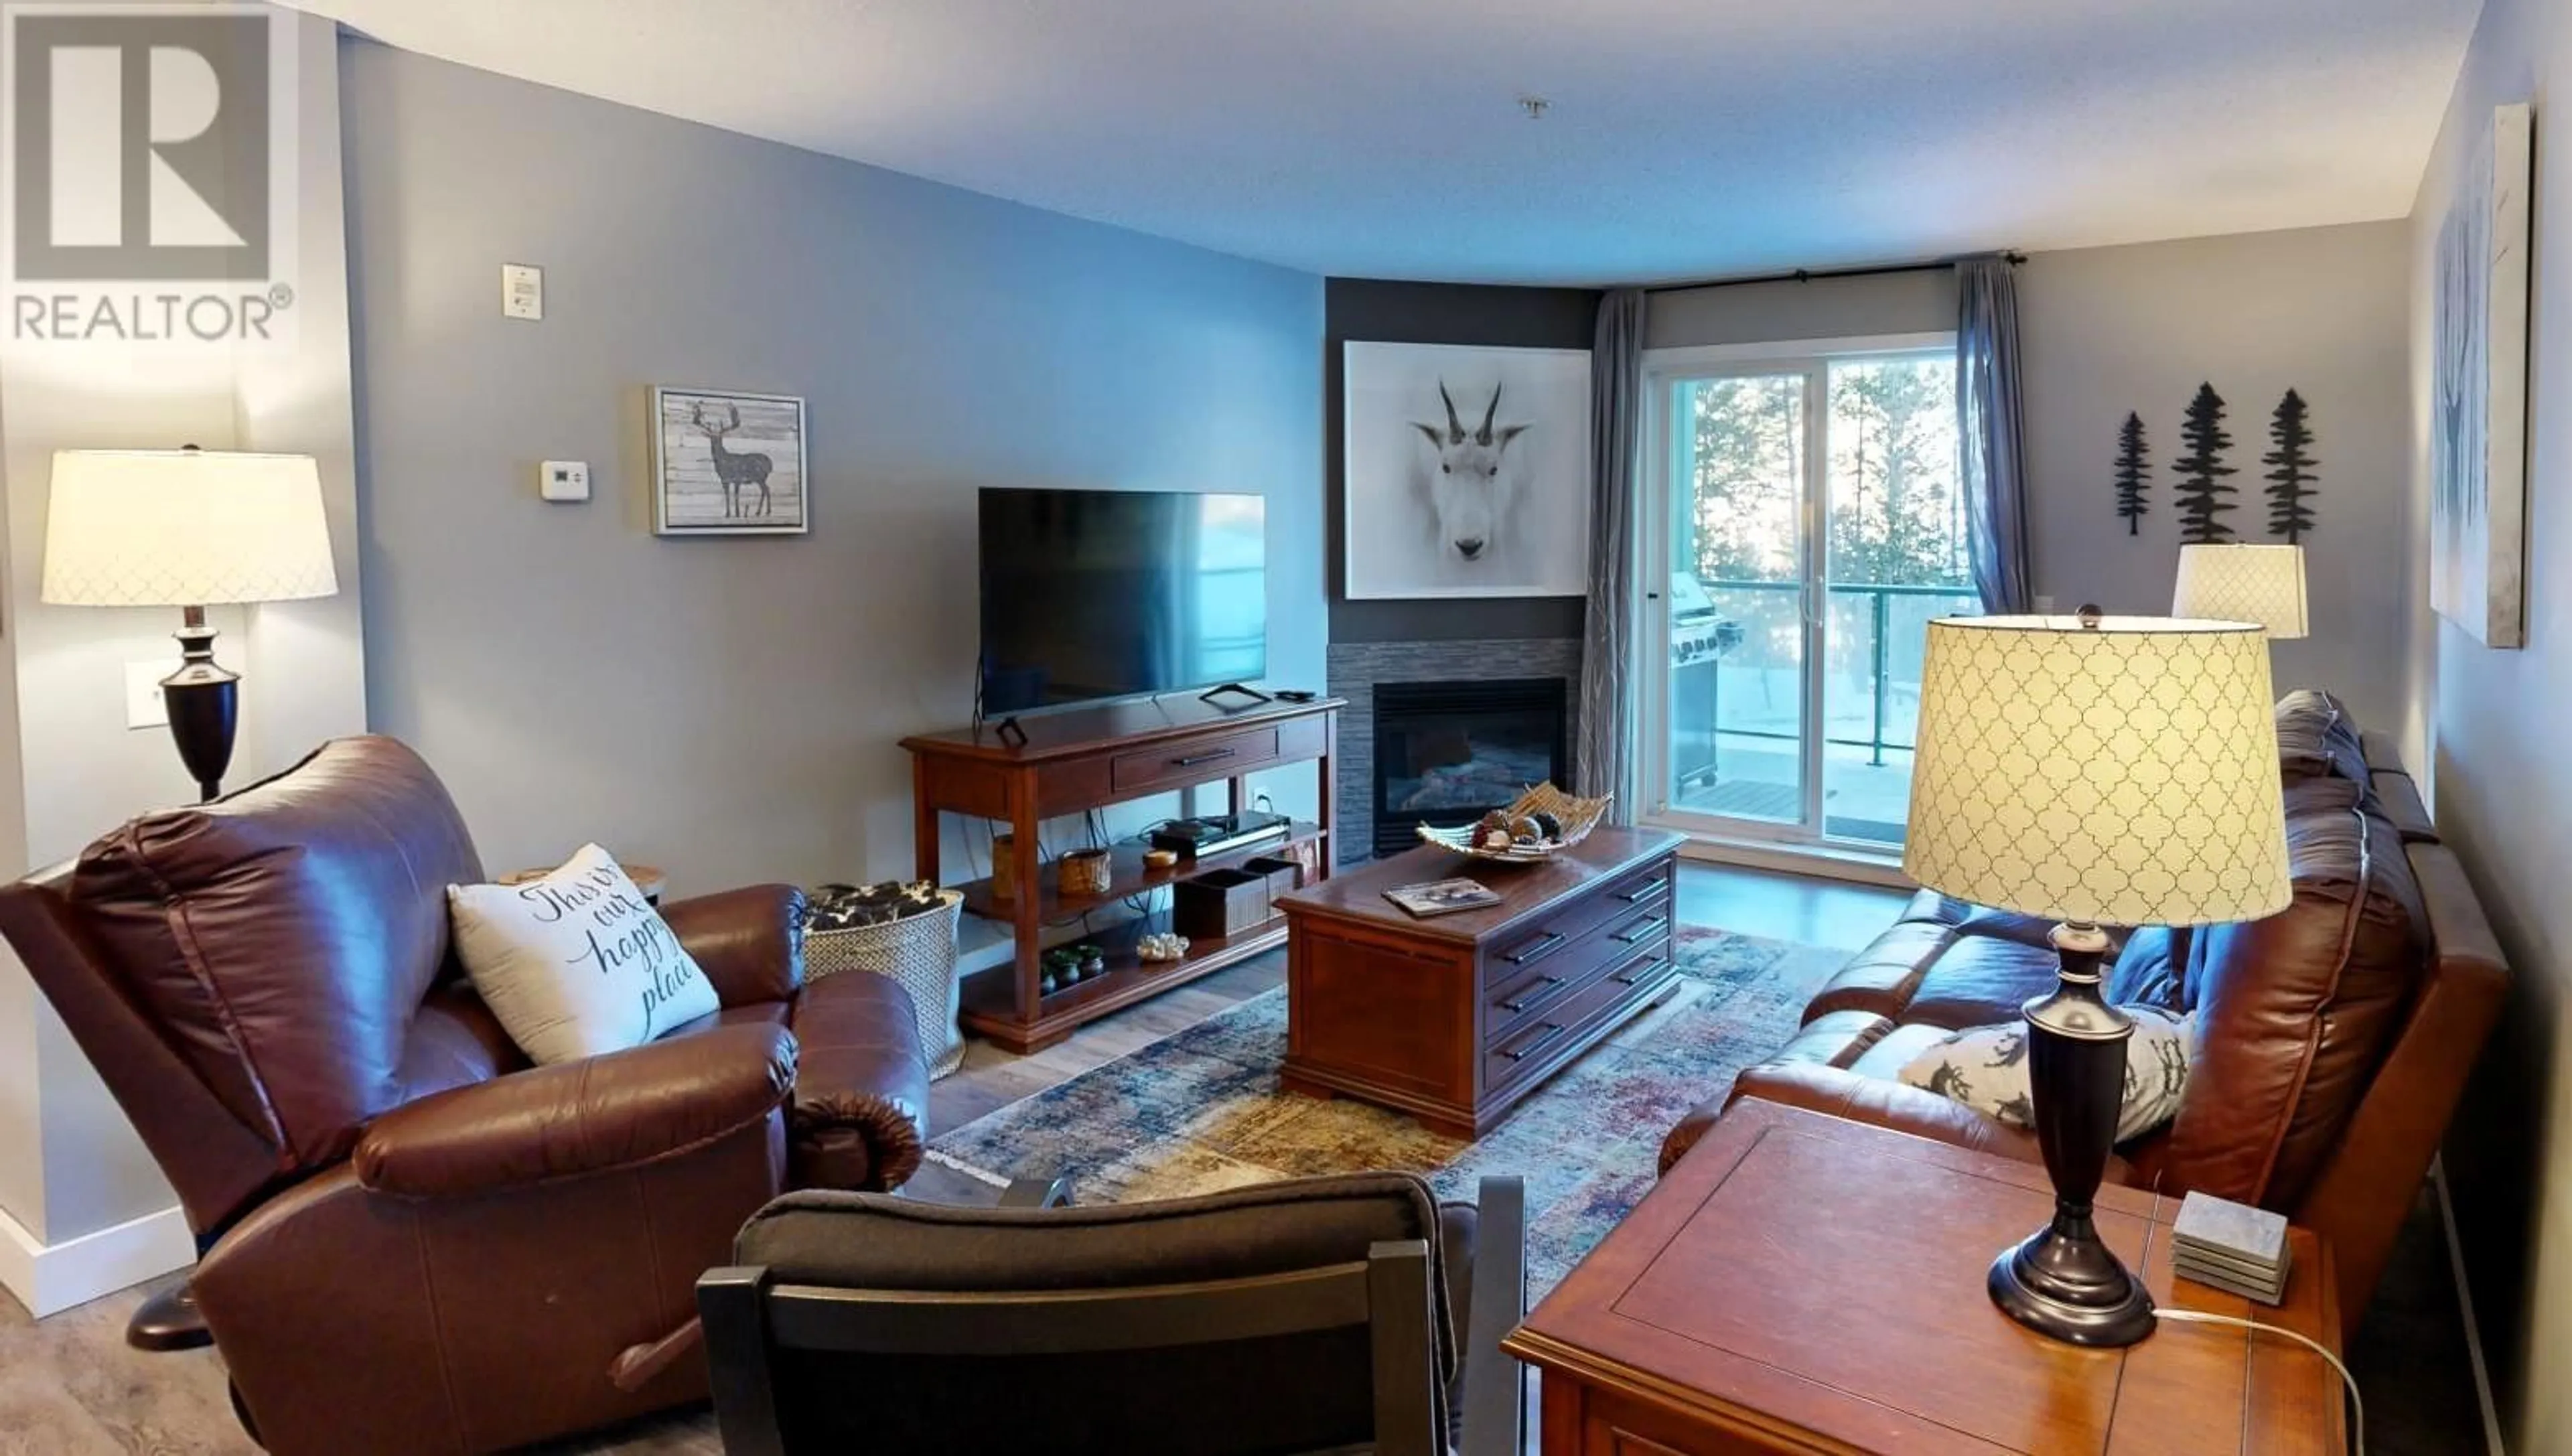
(0, 864, 2477, 1455)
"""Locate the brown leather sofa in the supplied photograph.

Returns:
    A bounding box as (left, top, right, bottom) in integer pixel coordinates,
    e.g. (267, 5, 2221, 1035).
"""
(0, 736, 933, 1456)
(1660, 695, 2506, 1340)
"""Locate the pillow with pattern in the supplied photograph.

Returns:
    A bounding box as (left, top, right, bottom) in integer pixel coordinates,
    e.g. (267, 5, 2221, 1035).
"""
(1896, 1007, 2194, 1144)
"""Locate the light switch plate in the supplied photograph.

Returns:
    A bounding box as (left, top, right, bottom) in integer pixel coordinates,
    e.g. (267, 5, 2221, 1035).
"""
(125, 660, 175, 729)
(502, 263, 544, 321)
(540, 459, 591, 502)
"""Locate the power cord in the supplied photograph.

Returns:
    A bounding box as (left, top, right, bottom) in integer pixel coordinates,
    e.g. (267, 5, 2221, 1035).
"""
(2151, 1309, 2362, 1456)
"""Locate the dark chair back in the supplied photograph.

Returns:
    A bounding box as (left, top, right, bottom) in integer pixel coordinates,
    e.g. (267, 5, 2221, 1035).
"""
(701, 1173, 1463, 1456)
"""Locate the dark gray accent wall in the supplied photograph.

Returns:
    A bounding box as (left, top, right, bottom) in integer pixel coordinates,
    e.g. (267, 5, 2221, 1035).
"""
(342, 39, 1325, 889)
(1326, 279, 1600, 642)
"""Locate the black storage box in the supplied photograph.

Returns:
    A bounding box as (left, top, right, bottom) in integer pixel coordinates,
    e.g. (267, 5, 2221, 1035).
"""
(1240, 855, 1304, 902)
(1172, 867, 1270, 940)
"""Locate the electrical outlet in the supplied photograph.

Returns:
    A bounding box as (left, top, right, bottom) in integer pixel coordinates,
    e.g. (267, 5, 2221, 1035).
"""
(502, 263, 544, 321)
(2035, 595, 2057, 613)
(125, 660, 175, 729)
(540, 460, 590, 502)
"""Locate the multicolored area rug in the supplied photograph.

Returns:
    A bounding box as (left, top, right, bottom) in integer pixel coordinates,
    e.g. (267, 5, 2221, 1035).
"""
(926, 926, 1849, 1299)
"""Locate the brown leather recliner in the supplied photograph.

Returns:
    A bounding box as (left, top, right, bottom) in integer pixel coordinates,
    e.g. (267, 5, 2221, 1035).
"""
(1660, 697, 2507, 1342)
(0, 736, 934, 1456)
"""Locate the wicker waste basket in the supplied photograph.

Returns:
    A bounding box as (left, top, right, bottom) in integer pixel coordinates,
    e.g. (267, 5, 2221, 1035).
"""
(804, 887, 967, 1079)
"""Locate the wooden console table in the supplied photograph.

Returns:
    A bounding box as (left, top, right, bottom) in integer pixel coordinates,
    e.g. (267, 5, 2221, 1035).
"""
(1505, 1098, 2349, 1455)
(902, 695, 1341, 1053)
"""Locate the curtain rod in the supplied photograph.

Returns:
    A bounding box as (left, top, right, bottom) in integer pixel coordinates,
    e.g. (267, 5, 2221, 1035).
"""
(1642, 251, 2025, 296)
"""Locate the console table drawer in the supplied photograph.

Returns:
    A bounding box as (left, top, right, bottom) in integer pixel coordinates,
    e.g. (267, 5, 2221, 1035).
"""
(1109, 727, 1281, 794)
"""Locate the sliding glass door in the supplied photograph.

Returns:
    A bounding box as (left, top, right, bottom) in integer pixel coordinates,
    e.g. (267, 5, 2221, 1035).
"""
(1639, 336, 1976, 849)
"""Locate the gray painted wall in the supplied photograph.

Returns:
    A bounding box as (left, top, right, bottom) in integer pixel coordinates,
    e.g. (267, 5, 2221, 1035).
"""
(2021, 223, 2413, 729)
(1324, 279, 1597, 644)
(2403, 0, 2569, 1441)
(342, 40, 1326, 890)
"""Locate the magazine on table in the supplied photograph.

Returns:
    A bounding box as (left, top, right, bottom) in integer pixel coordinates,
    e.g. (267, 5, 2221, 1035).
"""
(1383, 877, 1502, 919)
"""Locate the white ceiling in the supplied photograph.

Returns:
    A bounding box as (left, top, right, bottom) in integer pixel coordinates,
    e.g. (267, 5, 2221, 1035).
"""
(285, 0, 2482, 285)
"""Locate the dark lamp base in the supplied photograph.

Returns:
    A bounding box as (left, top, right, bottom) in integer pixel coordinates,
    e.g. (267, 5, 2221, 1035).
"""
(1988, 1218, 2155, 1348)
(163, 606, 240, 803)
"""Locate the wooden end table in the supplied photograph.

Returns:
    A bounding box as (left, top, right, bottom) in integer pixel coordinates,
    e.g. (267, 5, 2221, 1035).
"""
(1275, 828, 1683, 1139)
(1505, 1098, 2348, 1455)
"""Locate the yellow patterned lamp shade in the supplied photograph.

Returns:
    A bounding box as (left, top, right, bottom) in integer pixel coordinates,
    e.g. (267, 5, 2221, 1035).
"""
(2170, 543, 2308, 640)
(1902, 615, 2291, 928)
(42, 450, 338, 607)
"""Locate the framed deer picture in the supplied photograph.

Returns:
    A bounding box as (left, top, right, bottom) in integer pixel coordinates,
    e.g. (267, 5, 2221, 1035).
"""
(650, 386, 809, 536)
(1342, 341, 1591, 599)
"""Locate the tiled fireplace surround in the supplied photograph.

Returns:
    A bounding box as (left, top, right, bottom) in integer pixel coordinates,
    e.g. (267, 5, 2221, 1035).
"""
(1327, 638, 1585, 865)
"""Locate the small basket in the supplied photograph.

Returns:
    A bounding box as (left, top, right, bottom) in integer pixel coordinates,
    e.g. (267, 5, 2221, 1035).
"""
(1059, 847, 1113, 897)
(991, 834, 1018, 902)
(1417, 782, 1612, 863)
(806, 889, 967, 1079)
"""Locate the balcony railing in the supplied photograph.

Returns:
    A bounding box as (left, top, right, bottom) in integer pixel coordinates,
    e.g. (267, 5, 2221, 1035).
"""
(1691, 579, 1981, 765)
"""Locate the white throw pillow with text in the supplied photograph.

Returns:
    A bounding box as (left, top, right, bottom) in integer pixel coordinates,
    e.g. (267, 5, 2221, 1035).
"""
(448, 843, 719, 1065)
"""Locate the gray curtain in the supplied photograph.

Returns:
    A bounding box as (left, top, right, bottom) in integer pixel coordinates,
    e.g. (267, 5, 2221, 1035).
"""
(1576, 288, 1647, 823)
(1956, 257, 2033, 613)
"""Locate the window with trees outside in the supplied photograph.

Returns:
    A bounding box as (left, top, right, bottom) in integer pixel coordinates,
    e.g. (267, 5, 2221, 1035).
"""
(1640, 336, 1978, 849)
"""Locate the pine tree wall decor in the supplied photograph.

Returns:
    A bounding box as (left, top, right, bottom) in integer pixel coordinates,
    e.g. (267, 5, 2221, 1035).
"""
(2263, 388, 2318, 542)
(2171, 382, 2238, 544)
(2114, 412, 2149, 536)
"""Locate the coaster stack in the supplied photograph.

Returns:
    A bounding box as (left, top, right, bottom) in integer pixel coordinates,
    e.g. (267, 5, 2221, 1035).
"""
(2171, 1191, 2293, 1307)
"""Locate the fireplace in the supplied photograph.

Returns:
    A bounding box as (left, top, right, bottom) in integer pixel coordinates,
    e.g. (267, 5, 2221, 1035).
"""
(1370, 678, 1570, 857)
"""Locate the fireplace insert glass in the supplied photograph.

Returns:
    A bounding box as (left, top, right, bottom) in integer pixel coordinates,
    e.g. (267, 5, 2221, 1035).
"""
(1372, 678, 1569, 857)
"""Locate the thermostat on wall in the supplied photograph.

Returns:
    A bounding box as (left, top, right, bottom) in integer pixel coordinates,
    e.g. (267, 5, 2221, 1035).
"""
(541, 460, 591, 502)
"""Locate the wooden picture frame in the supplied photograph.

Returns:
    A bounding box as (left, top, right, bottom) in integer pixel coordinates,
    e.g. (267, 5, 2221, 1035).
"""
(650, 386, 809, 536)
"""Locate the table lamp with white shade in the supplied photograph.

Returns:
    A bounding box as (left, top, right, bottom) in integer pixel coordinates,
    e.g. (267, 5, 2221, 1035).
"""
(2171, 542, 2308, 640)
(42, 448, 338, 803)
(1904, 608, 2291, 1347)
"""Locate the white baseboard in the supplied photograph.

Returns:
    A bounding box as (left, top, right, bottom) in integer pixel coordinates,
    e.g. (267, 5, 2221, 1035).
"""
(2432, 1155, 2508, 1455)
(0, 1200, 193, 1319)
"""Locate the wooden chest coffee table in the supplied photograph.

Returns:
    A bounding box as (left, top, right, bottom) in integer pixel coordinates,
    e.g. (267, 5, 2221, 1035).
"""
(1276, 828, 1683, 1139)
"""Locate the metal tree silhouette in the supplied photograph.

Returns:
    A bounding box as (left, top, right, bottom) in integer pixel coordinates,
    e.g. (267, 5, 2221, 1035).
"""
(2172, 382, 2238, 544)
(2263, 388, 2318, 543)
(2114, 412, 2149, 536)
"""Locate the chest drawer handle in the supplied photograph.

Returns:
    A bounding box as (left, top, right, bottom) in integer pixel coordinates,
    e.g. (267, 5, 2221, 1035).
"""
(1171, 748, 1238, 767)
(1502, 931, 1565, 966)
(1612, 958, 1665, 987)
(1499, 975, 1564, 1014)
(1616, 885, 1660, 904)
(1610, 922, 1662, 946)
(1503, 1023, 1567, 1062)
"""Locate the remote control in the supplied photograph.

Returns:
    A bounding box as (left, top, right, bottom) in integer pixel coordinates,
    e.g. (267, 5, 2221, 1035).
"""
(1276, 689, 1317, 702)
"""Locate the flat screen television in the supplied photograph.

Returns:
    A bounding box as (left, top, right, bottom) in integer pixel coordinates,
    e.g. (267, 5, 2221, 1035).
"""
(979, 488, 1267, 715)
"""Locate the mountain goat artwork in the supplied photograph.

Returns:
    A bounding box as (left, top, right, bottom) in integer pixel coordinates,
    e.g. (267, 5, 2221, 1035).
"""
(1411, 379, 1531, 563)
